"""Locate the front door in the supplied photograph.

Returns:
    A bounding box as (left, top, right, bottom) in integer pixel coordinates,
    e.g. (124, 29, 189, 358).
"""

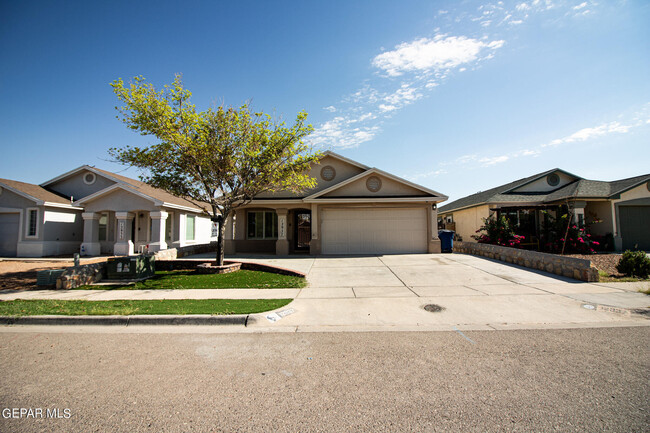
(294, 211, 311, 252)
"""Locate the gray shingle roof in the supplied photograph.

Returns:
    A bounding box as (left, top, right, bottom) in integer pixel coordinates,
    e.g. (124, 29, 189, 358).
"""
(0, 178, 73, 205)
(439, 170, 650, 213)
(91, 168, 208, 210)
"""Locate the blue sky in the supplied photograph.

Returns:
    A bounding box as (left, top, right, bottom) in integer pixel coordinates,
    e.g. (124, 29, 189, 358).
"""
(1, 0, 648, 202)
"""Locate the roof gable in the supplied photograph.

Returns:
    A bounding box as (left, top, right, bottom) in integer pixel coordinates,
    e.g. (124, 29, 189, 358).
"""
(306, 168, 447, 201)
(505, 169, 580, 194)
(43, 165, 203, 211)
(253, 151, 369, 199)
(42, 166, 118, 201)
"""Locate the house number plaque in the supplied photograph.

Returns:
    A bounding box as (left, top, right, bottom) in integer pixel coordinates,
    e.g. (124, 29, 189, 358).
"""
(118, 221, 125, 240)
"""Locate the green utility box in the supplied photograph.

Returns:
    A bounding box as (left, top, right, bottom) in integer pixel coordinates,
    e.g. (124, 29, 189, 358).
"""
(106, 255, 155, 280)
(36, 269, 66, 286)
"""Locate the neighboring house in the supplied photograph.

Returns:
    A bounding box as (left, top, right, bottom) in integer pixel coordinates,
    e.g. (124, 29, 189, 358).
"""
(223, 151, 448, 255)
(0, 179, 84, 257)
(0, 167, 216, 257)
(438, 169, 650, 251)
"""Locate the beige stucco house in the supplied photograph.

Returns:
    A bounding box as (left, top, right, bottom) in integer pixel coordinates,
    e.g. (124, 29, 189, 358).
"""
(0, 167, 216, 257)
(223, 151, 448, 255)
(438, 168, 650, 251)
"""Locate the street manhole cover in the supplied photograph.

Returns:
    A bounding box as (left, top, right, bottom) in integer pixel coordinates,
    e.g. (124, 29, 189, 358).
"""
(423, 304, 445, 313)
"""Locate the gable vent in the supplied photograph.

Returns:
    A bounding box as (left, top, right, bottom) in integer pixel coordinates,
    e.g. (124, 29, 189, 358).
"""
(547, 173, 560, 187)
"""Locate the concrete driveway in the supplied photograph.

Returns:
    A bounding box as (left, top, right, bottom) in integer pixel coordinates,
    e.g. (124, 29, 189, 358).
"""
(227, 253, 649, 331)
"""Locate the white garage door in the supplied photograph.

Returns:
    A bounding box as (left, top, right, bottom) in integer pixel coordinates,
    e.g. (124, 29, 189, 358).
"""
(0, 213, 20, 257)
(321, 208, 428, 254)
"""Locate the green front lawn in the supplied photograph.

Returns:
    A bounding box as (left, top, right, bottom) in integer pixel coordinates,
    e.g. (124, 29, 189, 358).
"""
(0, 299, 292, 316)
(76, 270, 306, 290)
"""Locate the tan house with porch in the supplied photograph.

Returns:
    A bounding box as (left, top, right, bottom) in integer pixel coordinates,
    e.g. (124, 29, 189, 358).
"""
(438, 168, 650, 252)
(223, 151, 448, 255)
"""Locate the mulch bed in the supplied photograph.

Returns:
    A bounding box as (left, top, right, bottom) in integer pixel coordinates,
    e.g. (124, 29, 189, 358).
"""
(0, 258, 108, 291)
(566, 253, 623, 277)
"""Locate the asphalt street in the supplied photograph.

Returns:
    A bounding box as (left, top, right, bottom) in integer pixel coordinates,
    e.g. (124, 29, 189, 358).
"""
(0, 327, 648, 432)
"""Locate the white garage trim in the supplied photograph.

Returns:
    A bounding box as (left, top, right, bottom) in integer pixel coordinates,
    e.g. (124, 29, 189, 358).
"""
(321, 207, 427, 254)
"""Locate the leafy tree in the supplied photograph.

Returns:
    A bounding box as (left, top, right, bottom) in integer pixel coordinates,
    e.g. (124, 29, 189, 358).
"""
(109, 75, 321, 265)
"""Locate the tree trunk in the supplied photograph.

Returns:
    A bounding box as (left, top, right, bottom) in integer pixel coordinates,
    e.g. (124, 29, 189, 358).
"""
(217, 220, 226, 266)
(214, 212, 229, 266)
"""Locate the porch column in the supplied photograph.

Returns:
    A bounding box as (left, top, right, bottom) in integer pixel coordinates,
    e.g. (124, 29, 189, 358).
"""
(148, 211, 168, 252)
(80, 212, 101, 256)
(275, 208, 289, 255)
(573, 201, 586, 228)
(428, 204, 442, 254)
(224, 213, 236, 254)
(114, 212, 135, 256)
(310, 203, 320, 255)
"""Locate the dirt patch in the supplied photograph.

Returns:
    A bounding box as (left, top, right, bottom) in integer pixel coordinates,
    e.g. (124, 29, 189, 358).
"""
(0, 258, 109, 291)
(566, 253, 623, 277)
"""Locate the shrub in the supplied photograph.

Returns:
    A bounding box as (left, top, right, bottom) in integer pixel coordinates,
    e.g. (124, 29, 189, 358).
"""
(616, 250, 650, 279)
(539, 211, 598, 254)
(472, 216, 524, 248)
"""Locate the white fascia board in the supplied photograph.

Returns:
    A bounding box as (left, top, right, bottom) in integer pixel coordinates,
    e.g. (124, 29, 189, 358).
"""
(43, 202, 84, 210)
(162, 202, 205, 213)
(0, 181, 42, 205)
(238, 199, 305, 206)
(304, 197, 444, 204)
(73, 183, 159, 206)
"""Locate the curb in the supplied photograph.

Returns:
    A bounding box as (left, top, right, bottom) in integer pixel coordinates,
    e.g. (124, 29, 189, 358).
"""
(580, 303, 650, 317)
(0, 314, 254, 326)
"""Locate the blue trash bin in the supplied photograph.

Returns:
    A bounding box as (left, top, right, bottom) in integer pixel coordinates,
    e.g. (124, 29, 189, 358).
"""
(438, 230, 455, 253)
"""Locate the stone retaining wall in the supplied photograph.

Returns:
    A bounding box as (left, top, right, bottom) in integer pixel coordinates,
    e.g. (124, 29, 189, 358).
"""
(453, 241, 599, 282)
(153, 242, 217, 260)
(56, 262, 107, 289)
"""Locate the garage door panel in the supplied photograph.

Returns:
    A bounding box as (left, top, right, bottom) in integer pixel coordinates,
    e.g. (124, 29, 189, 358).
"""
(0, 213, 20, 257)
(620, 206, 650, 251)
(321, 208, 427, 254)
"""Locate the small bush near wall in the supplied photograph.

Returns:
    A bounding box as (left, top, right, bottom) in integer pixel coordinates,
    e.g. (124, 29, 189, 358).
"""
(616, 250, 650, 279)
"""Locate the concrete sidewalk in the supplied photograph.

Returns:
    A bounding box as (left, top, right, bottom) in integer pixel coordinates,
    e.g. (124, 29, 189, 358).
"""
(1, 253, 648, 331)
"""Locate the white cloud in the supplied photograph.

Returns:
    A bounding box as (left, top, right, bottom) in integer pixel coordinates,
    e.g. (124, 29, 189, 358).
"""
(384, 84, 422, 106)
(516, 2, 530, 11)
(323, 105, 337, 113)
(372, 35, 505, 77)
(479, 155, 509, 166)
(543, 121, 632, 147)
(378, 104, 398, 112)
(573, 2, 587, 10)
(309, 116, 381, 149)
